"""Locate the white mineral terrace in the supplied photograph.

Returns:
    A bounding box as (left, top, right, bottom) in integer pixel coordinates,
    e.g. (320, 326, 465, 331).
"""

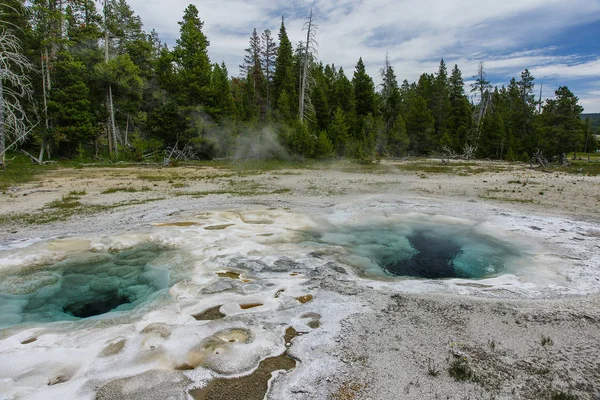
(0, 196, 599, 399)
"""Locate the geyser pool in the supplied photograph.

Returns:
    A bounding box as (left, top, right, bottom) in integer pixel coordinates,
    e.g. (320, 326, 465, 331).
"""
(308, 220, 522, 279)
(0, 244, 175, 328)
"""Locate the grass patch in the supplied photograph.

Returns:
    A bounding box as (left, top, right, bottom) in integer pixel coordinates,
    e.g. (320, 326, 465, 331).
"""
(226, 158, 315, 172)
(479, 195, 535, 204)
(397, 164, 454, 174)
(427, 358, 440, 377)
(0, 152, 53, 193)
(448, 357, 476, 382)
(137, 173, 185, 182)
(550, 391, 578, 400)
(558, 160, 600, 176)
(395, 161, 510, 176)
(46, 190, 86, 209)
(541, 335, 554, 346)
(101, 187, 151, 194)
(0, 197, 165, 226)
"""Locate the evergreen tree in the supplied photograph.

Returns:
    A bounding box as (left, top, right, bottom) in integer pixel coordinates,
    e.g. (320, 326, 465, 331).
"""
(260, 29, 277, 114)
(47, 51, 95, 154)
(172, 4, 212, 106)
(447, 64, 471, 151)
(272, 17, 296, 119)
(352, 57, 376, 117)
(541, 86, 584, 162)
(105, 0, 144, 56)
(511, 69, 538, 155)
(387, 114, 409, 157)
(94, 53, 143, 131)
(405, 95, 435, 154)
(328, 107, 350, 155)
(431, 59, 450, 147)
(209, 62, 235, 122)
(380, 53, 400, 128)
(240, 28, 265, 120)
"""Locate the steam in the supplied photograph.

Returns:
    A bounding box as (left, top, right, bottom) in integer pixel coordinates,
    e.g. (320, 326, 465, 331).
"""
(188, 110, 291, 160)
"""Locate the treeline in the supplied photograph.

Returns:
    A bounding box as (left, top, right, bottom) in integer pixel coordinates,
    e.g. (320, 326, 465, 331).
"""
(0, 1, 596, 165)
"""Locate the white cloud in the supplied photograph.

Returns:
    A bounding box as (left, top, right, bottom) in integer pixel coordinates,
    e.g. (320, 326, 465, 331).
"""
(128, 0, 600, 110)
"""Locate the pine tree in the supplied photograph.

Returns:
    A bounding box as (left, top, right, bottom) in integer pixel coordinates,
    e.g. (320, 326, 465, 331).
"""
(431, 59, 450, 146)
(172, 4, 212, 106)
(352, 57, 376, 117)
(47, 51, 95, 155)
(260, 29, 277, 114)
(387, 114, 409, 157)
(209, 62, 235, 122)
(405, 95, 435, 154)
(328, 107, 350, 155)
(240, 28, 265, 120)
(541, 86, 584, 162)
(104, 0, 144, 56)
(380, 53, 400, 128)
(447, 64, 471, 151)
(273, 17, 296, 119)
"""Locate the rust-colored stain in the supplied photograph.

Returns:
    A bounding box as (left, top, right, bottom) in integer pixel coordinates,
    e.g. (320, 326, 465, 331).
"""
(217, 271, 241, 279)
(192, 305, 225, 321)
(204, 224, 235, 231)
(240, 303, 263, 310)
(155, 222, 198, 227)
(174, 363, 195, 371)
(295, 295, 314, 304)
(189, 327, 298, 400)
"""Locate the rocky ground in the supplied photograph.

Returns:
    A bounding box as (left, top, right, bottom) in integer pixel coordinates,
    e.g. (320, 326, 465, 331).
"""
(0, 159, 599, 400)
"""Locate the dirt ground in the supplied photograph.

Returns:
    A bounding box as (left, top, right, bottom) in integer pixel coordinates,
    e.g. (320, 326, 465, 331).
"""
(1, 159, 599, 233)
(1, 158, 599, 400)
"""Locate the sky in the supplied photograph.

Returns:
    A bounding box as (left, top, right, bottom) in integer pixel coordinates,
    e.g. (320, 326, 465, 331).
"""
(128, 0, 600, 113)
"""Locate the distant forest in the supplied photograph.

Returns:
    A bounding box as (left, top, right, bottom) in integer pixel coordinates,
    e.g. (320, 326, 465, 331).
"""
(0, 1, 597, 167)
(582, 114, 600, 131)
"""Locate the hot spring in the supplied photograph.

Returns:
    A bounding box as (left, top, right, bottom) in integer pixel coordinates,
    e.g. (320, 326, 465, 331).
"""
(308, 217, 523, 280)
(0, 244, 180, 328)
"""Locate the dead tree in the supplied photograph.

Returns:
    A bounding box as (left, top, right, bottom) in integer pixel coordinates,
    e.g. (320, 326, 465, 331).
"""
(530, 150, 548, 169)
(464, 62, 493, 159)
(0, 29, 35, 167)
(463, 90, 494, 159)
(103, 0, 118, 156)
(298, 8, 317, 123)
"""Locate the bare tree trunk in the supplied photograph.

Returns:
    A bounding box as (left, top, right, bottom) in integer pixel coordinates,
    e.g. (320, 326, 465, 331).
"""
(299, 9, 316, 123)
(299, 10, 311, 122)
(39, 48, 51, 162)
(109, 84, 118, 155)
(0, 79, 5, 168)
(538, 82, 543, 114)
(584, 122, 590, 154)
(103, 0, 116, 157)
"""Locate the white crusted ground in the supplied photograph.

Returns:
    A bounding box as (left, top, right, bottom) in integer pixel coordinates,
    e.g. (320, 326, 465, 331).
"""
(0, 162, 599, 399)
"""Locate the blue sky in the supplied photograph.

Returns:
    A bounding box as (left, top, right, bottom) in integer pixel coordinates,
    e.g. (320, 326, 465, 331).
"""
(130, 0, 600, 112)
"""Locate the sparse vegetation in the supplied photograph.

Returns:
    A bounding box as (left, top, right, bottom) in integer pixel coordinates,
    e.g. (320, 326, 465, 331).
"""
(101, 187, 151, 194)
(541, 335, 554, 346)
(427, 358, 440, 377)
(448, 356, 475, 382)
(0, 153, 52, 193)
(550, 391, 579, 400)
